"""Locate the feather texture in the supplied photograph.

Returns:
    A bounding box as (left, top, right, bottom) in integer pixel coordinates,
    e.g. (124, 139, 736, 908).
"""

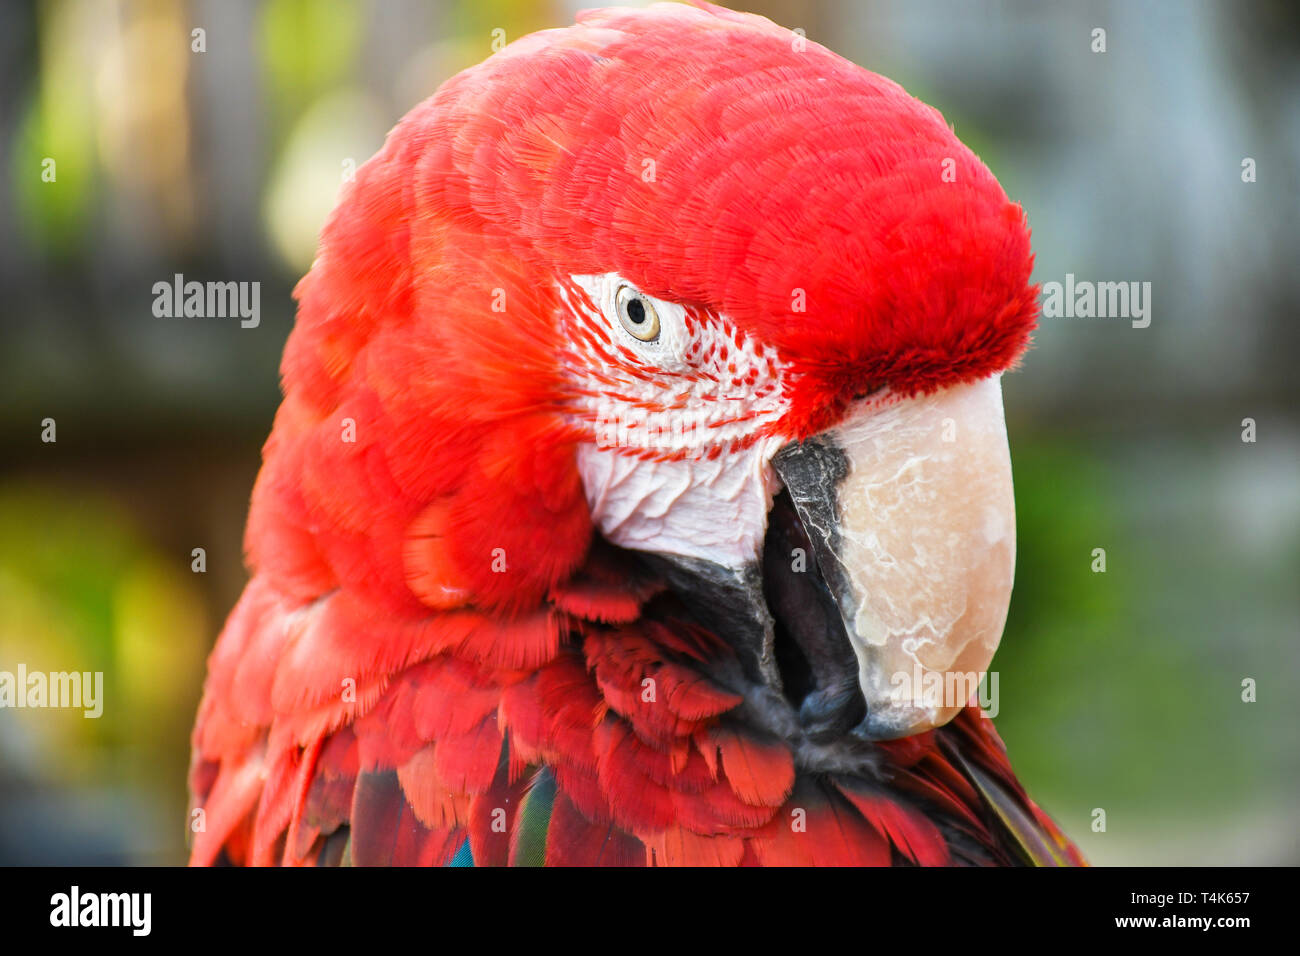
(188, 2, 1077, 867)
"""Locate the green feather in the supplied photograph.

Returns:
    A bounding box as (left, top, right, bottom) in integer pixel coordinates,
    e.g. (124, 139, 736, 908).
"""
(958, 755, 1071, 866)
(511, 767, 557, 867)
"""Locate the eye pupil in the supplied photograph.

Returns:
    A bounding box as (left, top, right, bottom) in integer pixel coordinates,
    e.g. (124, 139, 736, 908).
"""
(626, 298, 646, 324)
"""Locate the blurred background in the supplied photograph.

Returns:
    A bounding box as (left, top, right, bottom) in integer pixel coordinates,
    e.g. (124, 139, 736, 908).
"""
(0, 0, 1296, 865)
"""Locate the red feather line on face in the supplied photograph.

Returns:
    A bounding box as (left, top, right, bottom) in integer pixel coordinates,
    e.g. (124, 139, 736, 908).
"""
(554, 275, 787, 464)
(189, 2, 1071, 867)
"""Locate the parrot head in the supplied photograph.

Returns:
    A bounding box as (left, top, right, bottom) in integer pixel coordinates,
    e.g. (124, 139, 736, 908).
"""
(266, 1, 1038, 751)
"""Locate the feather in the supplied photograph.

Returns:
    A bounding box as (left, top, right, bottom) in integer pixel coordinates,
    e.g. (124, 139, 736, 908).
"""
(349, 769, 461, 867)
(749, 778, 891, 867)
(189, 1, 1079, 869)
(447, 839, 474, 867)
(832, 778, 950, 866)
(509, 768, 557, 867)
(702, 725, 794, 808)
(949, 750, 1074, 867)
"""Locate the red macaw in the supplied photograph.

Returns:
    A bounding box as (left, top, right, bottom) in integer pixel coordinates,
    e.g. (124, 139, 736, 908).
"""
(190, 1, 1084, 867)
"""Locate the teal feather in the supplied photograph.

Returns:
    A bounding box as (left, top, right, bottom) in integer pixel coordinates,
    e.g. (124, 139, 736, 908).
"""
(448, 838, 474, 867)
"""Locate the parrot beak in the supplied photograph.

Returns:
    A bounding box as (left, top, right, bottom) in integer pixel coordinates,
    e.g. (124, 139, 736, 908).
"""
(771, 375, 1016, 740)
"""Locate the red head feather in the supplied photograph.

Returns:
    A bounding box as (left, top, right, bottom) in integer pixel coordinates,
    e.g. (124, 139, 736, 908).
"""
(259, 2, 1037, 613)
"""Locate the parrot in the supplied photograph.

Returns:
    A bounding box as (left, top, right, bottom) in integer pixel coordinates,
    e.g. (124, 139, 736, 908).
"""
(189, 0, 1085, 867)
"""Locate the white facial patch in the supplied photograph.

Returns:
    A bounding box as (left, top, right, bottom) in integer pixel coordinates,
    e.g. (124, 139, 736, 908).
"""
(559, 273, 789, 568)
(575, 437, 786, 568)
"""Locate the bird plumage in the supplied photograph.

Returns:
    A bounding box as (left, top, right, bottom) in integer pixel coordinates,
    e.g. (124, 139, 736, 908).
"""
(189, 1, 1081, 867)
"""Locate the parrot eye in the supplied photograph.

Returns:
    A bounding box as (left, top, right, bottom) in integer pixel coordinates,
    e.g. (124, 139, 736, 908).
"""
(615, 285, 661, 342)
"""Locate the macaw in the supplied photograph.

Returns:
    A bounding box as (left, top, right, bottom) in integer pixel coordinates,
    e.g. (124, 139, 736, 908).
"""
(189, 1, 1084, 867)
